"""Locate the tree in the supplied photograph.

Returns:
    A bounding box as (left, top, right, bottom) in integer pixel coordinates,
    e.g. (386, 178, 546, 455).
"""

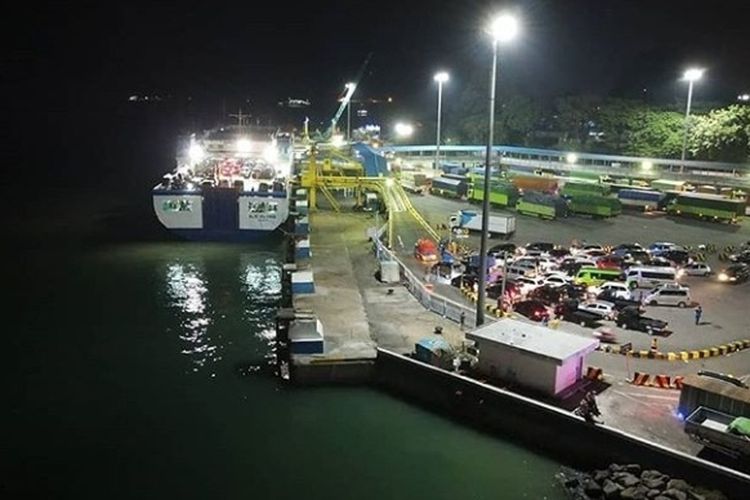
(554, 95, 600, 149)
(688, 105, 750, 162)
(625, 109, 683, 157)
(496, 94, 542, 145)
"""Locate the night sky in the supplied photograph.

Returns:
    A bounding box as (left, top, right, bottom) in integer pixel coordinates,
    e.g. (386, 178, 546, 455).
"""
(7, 1, 750, 127)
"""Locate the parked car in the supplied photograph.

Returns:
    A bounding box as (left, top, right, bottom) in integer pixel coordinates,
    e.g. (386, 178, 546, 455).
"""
(486, 281, 521, 301)
(643, 283, 692, 307)
(542, 272, 572, 288)
(683, 262, 711, 276)
(718, 264, 750, 284)
(612, 243, 643, 257)
(554, 299, 602, 327)
(488, 243, 517, 259)
(594, 281, 632, 300)
(622, 250, 651, 266)
(597, 255, 624, 270)
(514, 276, 546, 296)
(660, 249, 691, 266)
(648, 257, 674, 267)
(595, 290, 644, 312)
(578, 300, 617, 320)
(729, 250, 750, 264)
(451, 273, 478, 289)
(615, 306, 670, 335)
(549, 248, 571, 260)
(525, 242, 555, 253)
(649, 242, 678, 254)
(528, 285, 564, 306)
(513, 300, 550, 322)
(558, 283, 588, 301)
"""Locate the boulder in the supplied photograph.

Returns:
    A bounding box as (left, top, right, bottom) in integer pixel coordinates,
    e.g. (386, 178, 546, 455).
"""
(663, 489, 687, 500)
(603, 479, 623, 499)
(624, 464, 642, 475)
(584, 479, 603, 498)
(594, 469, 611, 483)
(666, 479, 691, 492)
(609, 464, 625, 473)
(643, 478, 666, 490)
(641, 470, 666, 482)
(647, 490, 662, 498)
(615, 473, 641, 488)
(621, 486, 647, 500)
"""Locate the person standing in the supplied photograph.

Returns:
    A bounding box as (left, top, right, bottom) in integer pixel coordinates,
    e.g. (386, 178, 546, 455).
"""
(459, 311, 466, 332)
(695, 304, 703, 325)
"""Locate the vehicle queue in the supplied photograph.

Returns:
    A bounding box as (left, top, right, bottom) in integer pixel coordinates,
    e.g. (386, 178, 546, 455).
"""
(437, 239, 750, 338)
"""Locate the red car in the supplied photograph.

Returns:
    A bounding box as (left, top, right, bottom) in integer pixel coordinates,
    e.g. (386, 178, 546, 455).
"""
(513, 300, 550, 322)
(597, 255, 623, 270)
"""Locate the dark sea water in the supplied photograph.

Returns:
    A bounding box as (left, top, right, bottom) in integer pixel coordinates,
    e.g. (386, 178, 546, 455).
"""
(3, 106, 565, 499)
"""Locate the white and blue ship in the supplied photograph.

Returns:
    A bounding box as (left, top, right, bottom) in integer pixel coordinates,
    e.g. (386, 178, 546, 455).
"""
(153, 126, 292, 241)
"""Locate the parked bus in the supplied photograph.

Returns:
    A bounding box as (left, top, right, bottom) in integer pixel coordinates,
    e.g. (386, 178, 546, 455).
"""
(574, 267, 624, 287)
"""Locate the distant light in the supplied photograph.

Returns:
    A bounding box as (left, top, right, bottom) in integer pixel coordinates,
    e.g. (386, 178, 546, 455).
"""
(385, 178, 395, 187)
(387, 97, 393, 103)
(263, 142, 278, 162)
(188, 143, 205, 163)
(394, 122, 414, 138)
(488, 13, 519, 43)
(236, 138, 253, 153)
(434, 71, 450, 84)
(738, 94, 750, 102)
(331, 134, 345, 148)
(566, 153, 578, 164)
(642, 160, 653, 171)
(345, 82, 356, 90)
(682, 68, 704, 82)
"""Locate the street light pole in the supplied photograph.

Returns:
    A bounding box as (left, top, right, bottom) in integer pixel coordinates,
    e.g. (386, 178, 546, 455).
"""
(476, 13, 518, 327)
(347, 101, 352, 141)
(476, 40, 499, 326)
(434, 72, 449, 170)
(680, 68, 704, 171)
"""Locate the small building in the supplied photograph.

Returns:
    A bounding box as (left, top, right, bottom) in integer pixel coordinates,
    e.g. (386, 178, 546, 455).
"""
(467, 319, 599, 397)
(677, 374, 750, 419)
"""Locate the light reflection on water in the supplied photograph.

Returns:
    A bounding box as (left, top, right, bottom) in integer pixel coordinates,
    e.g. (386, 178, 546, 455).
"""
(164, 262, 218, 369)
(162, 253, 282, 373)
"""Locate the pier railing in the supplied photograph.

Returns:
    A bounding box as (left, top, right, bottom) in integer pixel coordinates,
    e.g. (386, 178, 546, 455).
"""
(371, 226, 483, 329)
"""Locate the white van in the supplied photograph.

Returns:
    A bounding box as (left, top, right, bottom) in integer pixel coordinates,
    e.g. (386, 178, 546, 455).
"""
(625, 266, 678, 288)
(643, 284, 692, 307)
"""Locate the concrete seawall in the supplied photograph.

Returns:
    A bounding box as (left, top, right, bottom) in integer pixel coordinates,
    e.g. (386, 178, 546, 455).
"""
(374, 348, 750, 498)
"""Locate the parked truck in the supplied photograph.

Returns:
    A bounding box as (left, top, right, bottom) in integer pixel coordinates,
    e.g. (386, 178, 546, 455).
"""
(567, 195, 622, 218)
(449, 209, 516, 238)
(684, 406, 750, 459)
(666, 192, 745, 224)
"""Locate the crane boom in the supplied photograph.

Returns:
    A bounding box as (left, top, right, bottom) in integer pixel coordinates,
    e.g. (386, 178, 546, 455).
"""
(327, 53, 373, 137)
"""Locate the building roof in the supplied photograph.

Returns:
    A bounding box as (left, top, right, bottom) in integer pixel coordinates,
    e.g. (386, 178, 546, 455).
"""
(466, 318, 599, 364)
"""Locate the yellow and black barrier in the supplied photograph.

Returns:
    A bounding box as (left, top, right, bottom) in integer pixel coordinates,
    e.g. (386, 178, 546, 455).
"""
(597, 339, 750, 361)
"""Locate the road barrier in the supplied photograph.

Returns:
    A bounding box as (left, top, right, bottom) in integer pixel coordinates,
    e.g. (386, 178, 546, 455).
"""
(585, 366, 603, 381)
(597, 338, 750, 361)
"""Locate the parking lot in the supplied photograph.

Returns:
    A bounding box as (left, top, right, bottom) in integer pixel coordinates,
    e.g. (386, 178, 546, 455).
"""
(392, 193, 750, 373)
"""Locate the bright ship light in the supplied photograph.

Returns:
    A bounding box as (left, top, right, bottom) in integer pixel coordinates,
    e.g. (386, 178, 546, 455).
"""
(188, 143, 205, 163)
(394, 122, 414, 138)
(331, 134, 345, 148)
(263, 141, 278, 162)
(236, 138, 253, 154)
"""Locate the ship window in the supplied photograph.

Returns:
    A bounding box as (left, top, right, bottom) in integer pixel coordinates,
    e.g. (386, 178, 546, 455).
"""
(162, 199, 193, 212)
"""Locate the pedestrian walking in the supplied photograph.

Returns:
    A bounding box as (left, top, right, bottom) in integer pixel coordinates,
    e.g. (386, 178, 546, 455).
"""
(695, 304, 703, 325)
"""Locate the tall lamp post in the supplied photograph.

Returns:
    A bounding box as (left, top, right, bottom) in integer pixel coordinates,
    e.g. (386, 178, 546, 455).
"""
(680, 68, 704, 167)
(476, 13, 519, 326)
(434, 71, 449, 170)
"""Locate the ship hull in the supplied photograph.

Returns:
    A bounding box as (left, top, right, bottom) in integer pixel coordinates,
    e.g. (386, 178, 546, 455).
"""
(167, 228, 284, 242)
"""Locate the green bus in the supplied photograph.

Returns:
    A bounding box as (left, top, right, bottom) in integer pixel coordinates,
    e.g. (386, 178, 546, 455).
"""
(574, 267, 624, 287)
(666, 193, 744, 224)
(567, 195, 622, 218)
(469, 180, 519, 207)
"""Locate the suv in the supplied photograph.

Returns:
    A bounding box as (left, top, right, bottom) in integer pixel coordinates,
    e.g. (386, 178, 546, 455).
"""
(595, 281, 632, 300)
(643, 283, 691, 307)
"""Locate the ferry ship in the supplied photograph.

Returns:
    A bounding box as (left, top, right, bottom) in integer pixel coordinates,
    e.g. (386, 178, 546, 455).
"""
(153, 126, 292, 241)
